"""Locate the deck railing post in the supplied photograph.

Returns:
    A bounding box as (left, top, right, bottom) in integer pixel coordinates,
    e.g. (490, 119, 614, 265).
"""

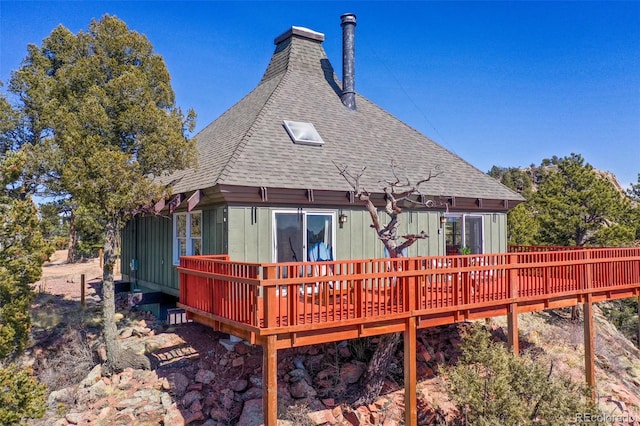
(406, 259, 416, 311)
(462, 256, 470, 306)
(255, 266, 264, 327)
(507, 254, 519, 355)
(263, 266, 277, 328)
(355, 262, 363, 319)
(584, 250, 593, 292)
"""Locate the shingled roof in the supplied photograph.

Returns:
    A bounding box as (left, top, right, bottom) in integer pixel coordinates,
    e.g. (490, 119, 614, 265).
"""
(165, 25, 523, 208)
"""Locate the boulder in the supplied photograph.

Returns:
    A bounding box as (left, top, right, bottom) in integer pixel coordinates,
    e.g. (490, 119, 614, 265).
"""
(237, 398, 264, 426)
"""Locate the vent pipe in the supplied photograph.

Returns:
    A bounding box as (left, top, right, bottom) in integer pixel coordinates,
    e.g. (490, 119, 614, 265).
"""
(340, 13, 357, 110)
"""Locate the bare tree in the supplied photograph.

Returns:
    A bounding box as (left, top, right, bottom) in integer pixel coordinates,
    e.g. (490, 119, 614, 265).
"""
(335, 161, 441, 404)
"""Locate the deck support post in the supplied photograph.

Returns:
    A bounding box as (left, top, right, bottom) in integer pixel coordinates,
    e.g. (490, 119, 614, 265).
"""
(263, 334, 278, 426)
(507, 254, 519, 355)
(507, 304, 519, 355)
(404, 317, 417, 426)
(583, 294, 596, 402)
(637, 296, 640, 349)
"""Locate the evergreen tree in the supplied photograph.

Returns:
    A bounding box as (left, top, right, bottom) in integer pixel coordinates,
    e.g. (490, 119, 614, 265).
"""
(627, 174, 640, 241)
(488, 166, 537, 245)
(445, 324, 596, 425)
(10, 15, 196, 373)
(531, 154, 633, 246)
(0, 92, 48, 423)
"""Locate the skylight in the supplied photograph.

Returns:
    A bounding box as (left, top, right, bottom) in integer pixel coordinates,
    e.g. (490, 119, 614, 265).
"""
(283, 120, 324, 146)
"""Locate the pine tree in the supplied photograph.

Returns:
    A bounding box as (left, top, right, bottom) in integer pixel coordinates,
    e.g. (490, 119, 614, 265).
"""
(532, 153, 633, 246)
(0, 91, 48, 424)
(9, 15, 197, 373)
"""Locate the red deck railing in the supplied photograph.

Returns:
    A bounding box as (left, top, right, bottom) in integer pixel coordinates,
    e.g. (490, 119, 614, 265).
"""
(177, 247, 640, 342)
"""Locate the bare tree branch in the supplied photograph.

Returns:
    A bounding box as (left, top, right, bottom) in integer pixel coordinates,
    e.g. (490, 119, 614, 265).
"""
(334, 161, 441, 258)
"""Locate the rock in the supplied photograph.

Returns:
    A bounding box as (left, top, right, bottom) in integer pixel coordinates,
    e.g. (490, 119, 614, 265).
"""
(420, 347, 432, 363)
(232, 357, 245, 367)
(160, 377, 171, 390)
(65, 412, 82, 424)
(164, 404, 185, 425)
(169, 372, 190, 395)
(230, 378, 249, 392)
(308, 409, 338, 425)
(47, 386, 77, 407)
(289, 379, 317, 399)
(182, 411, 204, 425)
(182, 390, 203, 407)
(322, 398, 335, 407)
(190, 398, 203, 413)
(161, 392, 173, 409)
(115, 397, 143, 411)
(220, 388, 235, 409)
(96, 406, 117, 422)
(241, 386, 264, 401)
(210, 408, 230, 422)
(80, 364, 103, 388)
(237, 398, 264, 426)
(340, 362, 365, 384)
(87, 378, 111, 400)
(195, 368, 216, 384)
(343, 410, 361, 426)
(249, 375, 262, 388)
(235, 342, 249, 355)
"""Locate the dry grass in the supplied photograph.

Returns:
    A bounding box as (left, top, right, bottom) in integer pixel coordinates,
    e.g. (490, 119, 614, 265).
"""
(37, 327, 96, 391)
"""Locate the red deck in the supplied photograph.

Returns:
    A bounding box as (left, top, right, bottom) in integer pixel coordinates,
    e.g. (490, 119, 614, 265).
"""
(177, 246, 640, 349)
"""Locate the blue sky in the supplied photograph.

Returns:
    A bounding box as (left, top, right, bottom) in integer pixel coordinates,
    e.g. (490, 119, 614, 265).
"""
(1, 1, 639, 188)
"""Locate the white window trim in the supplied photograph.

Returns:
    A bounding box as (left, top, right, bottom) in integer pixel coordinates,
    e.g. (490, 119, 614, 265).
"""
(272, 209, 336, 263)
(445, 213, 485, 254)
(173, 211, 202, 265)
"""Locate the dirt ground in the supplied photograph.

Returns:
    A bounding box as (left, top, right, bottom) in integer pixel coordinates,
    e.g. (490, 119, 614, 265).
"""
(35, 250, 119, 299)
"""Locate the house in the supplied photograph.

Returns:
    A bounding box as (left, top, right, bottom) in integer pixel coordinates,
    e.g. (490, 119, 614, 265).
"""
(120, 14, 524, 297)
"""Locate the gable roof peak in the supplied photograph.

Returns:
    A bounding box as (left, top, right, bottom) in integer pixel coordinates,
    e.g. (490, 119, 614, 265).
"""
(274, 26, 325, 45)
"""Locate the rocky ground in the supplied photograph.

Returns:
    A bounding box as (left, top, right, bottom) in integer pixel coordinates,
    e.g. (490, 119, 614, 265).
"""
(23, 251, 640, 425)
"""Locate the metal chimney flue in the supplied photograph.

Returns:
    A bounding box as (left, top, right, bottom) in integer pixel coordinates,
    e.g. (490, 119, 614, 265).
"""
(340, 13, 357, 110)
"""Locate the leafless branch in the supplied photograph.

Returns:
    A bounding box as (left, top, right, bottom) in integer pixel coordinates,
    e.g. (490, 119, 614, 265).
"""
(333, 161, 368, 197)
(335, 160, 442, 258)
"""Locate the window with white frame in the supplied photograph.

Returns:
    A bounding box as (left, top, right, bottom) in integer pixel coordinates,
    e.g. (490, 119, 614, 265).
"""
(444, 214, 484, 255)
(173, 211, 202, 264)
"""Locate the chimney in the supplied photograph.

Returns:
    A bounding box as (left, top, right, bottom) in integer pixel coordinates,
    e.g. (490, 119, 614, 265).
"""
(340, 13, 357, 110)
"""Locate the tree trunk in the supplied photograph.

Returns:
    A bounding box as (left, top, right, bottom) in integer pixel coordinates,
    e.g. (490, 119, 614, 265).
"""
(354, 332, 402, 405)
(66, 213, 77, 263)
(101, 218, 151, 374)
(102, 218, 122, 374)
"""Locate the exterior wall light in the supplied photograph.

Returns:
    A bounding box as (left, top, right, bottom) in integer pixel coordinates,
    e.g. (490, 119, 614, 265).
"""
(439, 214, 447, 228)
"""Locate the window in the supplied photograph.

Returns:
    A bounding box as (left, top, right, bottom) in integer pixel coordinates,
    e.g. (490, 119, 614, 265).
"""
(273, 210, 335, 263)
(445, 214, 484, 255)
(173, 211, 202, 264)
(283, 120, 324, 146)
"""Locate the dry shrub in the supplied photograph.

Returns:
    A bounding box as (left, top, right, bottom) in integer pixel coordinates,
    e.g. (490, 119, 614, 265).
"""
(279, 401, 314, 426)
(38, 327, 96, 391)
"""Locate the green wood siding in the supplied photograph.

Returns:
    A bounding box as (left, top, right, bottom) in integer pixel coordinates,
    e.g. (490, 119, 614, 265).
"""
(120, 215, 176, 294)
(120, 206, 229, 295)
(122, 205, 507, 293)
(483, 213, 507, 253)
(226, 206, 485, 262)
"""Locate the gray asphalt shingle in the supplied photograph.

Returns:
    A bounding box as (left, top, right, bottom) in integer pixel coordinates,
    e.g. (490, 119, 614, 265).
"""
(166, 26, 523, 203)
